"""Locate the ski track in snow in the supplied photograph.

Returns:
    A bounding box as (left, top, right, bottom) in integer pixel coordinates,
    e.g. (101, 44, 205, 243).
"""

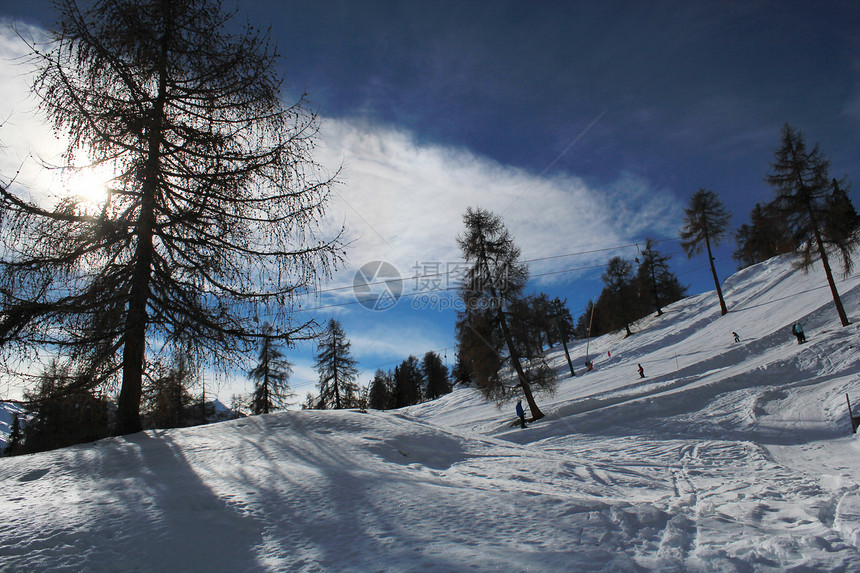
(2, 252, 860, 571)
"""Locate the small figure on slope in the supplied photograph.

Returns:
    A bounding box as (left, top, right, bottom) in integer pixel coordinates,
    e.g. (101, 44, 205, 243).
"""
(733, 331, 740, 343)
(515, 400, 527, 429)
(791, 321, 806, 344)
(637, 363, 645, 378)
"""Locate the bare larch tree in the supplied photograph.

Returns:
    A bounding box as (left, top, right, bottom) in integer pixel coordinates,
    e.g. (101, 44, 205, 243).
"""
(0, 0, 344, 434)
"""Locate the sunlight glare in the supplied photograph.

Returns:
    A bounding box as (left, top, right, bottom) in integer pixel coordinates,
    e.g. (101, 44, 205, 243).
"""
(64, 163, 115, 208)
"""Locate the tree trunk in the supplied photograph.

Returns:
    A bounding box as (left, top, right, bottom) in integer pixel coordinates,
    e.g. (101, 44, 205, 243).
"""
(704, 228, 728, 315)
(116, 196, 155, 434)
(115, 32, 170, 435)
(497, 310, 544, 420)
(649, 260, 662, 316)
(810, 209, 850, 326)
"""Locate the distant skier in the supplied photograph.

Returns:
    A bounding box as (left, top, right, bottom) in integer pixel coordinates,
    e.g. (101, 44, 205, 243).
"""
(733, 332, 740, 343)
(791, 322, 806, 344)
(607, 350, 611, 358)
(637, 363, 645, 378)
(515, 400, 526, 429)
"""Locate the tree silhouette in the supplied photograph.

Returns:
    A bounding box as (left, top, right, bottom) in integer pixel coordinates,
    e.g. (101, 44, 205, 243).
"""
(733, 202, 795, 269)
(455, 207, 554, 420)
(635, 239, 687, 317)
(249, 326, 294, 415)
(392, 355, 423, 408)
(422, 351, 451, 401)
(0, 0, 343, 434)
(314, 319, 359, 409)
(766, 124, 857, 326)
(680, 189, 732, 315)
(601, 256, 636, 337)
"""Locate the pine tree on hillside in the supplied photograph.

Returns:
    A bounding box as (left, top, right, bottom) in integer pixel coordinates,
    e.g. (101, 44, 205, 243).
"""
(144, 357, 196, 429)
(766, 124, 857, 326)
(824, 179, 860, 271)
(3, 413, 23, 456)
(733, 202, 796, 269)
(367, 369, 393, 410)
(392, 356, 424, 408)
(450, 353, 472, 386)
(314, 319, 360, 409)
(601, 256, 636, 337)
(680, 189, 732, 315)
(0, 0, 343, 435)
(422, 351, 452, 401)
(548, 297, 575, 346)
(635, 239, 687, 317)
(249, 326, 295, 415)
(455, 208, 555, 419)
(574, 300, 598, 339)
(20, 361, 110, 454)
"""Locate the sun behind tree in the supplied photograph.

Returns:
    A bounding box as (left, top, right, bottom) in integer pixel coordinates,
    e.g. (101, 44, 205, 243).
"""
(0, 0, 344, 434)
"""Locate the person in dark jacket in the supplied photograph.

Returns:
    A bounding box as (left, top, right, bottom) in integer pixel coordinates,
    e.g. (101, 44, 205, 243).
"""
(733, 332, 740, 343)
(791, 322, 806, 344)
(515, 400, 526, 428)
(637, 363, 645, 378)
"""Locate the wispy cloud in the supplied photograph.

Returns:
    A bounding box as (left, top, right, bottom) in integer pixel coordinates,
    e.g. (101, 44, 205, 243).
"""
(316, 118, 682, 291)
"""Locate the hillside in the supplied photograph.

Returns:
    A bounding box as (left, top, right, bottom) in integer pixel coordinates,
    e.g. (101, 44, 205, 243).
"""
(2, 252, 860, 572)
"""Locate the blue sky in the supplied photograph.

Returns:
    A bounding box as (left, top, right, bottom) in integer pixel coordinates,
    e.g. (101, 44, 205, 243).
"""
(1, 0, 859, 401)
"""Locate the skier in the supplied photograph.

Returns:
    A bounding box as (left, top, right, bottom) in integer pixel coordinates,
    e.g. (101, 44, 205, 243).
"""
(637, 363, 645, 378)
(791, 322, 806, 344)
(732, 332, 740, 343)
(515, 400, 526, 429)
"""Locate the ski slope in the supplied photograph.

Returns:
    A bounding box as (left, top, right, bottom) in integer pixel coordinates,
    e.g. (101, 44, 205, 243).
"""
(2, 252, 860, 572)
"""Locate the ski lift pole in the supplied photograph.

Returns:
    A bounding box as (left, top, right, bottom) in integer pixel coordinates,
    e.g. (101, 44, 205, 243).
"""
(585, 301, 595, 365)
(555, 316, 575, 377)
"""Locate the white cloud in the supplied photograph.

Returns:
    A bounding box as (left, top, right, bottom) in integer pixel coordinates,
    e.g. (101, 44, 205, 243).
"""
(315, 118, 683, 290)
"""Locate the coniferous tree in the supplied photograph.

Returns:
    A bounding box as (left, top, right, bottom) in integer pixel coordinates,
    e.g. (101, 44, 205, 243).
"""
(680, 189, 732, 315)
(548, 297, 575, 346)
(367, 369, 393, 410)
(733, 202, 795, 269)
(455, 207, 555, 419)
(450, 353, 472, 386)
(635, 239, 687, 316)
(0, 0, 344, 435)
(601, 256, 636, 337)
(422, 351, 452, 401)
(301, 392, 319, 410)
(392, 356, 424, 408)
(314, 319, 360, 409)
(824, 178, 860, 271)
(766, 124, 857, 326)
(144, 357, 196, 429)
(20, 361, 111, 454)
(249, 327, 294, 415)
(3, 413, 23, 456)
(574, 300, 597, 339)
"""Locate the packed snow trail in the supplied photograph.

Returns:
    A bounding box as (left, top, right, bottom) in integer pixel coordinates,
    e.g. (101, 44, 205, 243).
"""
(2, 251, 860, 571)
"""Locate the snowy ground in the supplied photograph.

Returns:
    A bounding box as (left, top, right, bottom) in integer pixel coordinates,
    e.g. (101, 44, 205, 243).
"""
(2, 252, 860, 572)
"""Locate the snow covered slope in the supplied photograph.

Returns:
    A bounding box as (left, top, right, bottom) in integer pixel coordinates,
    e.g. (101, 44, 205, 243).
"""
(2, 252, 860, 572)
